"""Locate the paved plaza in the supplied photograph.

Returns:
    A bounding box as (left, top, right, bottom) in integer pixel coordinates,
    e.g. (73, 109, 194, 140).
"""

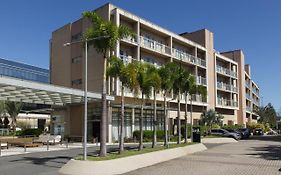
(124, 136, 281, 175)
(0, 136, 280, 175)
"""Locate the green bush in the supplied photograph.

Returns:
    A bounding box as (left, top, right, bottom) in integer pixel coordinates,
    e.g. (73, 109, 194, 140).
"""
(133, 130, 165, 141)
(17, 128, 43, 137)
(222, 124, 244, 129)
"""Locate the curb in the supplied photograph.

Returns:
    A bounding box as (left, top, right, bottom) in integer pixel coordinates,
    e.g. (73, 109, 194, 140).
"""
(59, 143, 207, 175)
(201, 137, 238, 144)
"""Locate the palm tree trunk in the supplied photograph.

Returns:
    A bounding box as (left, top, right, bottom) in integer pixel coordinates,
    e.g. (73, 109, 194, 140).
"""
(190, 95, 193, 142)
(100, 55, 107, 157)
(163, 93, 168, 147)
(184, 92, 188, 143)
(177, 88, 181, 144)
(119, 85, 125, 153)
(152, 90, 157, 148)
(139, 93, 144, 150)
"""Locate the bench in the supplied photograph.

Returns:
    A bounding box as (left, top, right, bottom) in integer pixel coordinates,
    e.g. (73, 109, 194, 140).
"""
(2, 138, 41, 148)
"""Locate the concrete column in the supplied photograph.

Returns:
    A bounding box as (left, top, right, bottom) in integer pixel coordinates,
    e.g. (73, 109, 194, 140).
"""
(132, 108, 135, 134)
(137, 20, 140, 61)
(107, 105, 113, 143)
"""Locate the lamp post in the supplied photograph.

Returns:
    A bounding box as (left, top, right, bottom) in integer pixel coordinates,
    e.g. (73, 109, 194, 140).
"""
(64, 35, 109, 160)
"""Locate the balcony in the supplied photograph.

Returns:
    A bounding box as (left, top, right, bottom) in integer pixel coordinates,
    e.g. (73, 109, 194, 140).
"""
(216, 65, 237, 78)
(252, 98, 260, 106)
(217, 82, 238, 93)
(217, 98, 238, 108)
(197, 57, 207, 67)
(246, 106, 252, 112)
(246, 93, 251, 100)
(197, 76, 207, 86)
(172, 48, 206, 68)
(121, 35, 138, 45)
(120, 55, 136, 64)
(252, 88, 259, 96)
(139, 36, 171, 55)
(245, 81, 251, 89)
(191, 94, 207, 103)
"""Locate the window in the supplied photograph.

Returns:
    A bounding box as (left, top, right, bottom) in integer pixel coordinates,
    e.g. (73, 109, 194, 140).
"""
(72, 79, 82, 85)
(72, 56, 82, 64)
(71, 33, 82, 42)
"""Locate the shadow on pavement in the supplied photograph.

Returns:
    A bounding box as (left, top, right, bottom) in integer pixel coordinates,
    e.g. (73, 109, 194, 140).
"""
(10, 156, 72, 168)
(247, 145, 281, 161)
(247, 135, 281, 142)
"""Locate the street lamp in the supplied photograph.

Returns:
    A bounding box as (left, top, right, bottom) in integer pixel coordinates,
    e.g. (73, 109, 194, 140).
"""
(64, 35, 109, 160)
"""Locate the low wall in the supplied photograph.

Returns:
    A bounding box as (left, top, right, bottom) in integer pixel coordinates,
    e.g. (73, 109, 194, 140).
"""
(59, 143, 207, 175)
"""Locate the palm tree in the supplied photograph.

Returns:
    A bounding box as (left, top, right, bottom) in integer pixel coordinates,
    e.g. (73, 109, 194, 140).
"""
(5, 101, 23, 132)
(83, 12, 134, 156)
(147, 66, 161, 148)
(158, 63, 178, 146)
(200, 109, 224, 131)
(107, 56, 138, 153)
(173, 64, 188, 144)
(189, 84, 207, 141)
(136, 62, 154, 150)
(182, 73, 194, 143)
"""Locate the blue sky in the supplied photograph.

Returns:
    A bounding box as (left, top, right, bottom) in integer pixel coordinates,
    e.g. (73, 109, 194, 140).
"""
(0, 0, 280, 110)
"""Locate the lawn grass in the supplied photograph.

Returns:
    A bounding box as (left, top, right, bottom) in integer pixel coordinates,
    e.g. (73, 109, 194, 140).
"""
(76, 142, 196, 161)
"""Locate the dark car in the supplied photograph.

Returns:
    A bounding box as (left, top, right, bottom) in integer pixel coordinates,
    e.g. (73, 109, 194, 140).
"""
(253, 128, 264, 135)
(210, 129, 241, 140)
(237, 128, 251, 139)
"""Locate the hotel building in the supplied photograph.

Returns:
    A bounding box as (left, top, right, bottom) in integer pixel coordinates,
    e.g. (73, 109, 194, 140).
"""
(50, 3, 260, 142)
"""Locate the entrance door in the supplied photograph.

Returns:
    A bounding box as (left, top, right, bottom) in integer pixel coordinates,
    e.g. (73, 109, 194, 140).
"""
(92, 121, 100, 142)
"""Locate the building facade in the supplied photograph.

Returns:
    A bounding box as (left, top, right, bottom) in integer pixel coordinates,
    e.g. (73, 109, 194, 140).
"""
(0, 57, 49, 83)
(0, 58, 50, 131)
(50, 3, 260, 142)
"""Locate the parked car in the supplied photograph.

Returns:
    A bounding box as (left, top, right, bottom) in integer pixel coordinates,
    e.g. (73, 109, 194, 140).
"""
(210, 129, 241, 140)
(253, 128, 264, 135)
(237, 128, 251, 139)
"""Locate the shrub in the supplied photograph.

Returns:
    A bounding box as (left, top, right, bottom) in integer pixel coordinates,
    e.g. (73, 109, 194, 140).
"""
(133, 130, 165, 141)
(17, 128, 43, 137)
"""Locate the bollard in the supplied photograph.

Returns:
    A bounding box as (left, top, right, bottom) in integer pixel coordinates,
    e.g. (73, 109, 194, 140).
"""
(47, 140, 49, 151)
(66, 140, 69, 149)
(24, 142, 27, 152)
(0, 140, 2, 156)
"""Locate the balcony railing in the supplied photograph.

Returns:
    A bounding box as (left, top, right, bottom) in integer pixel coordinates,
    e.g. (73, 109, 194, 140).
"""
(191, 94, 207, 103)
(139, 36, 171, 55)
(217, 82, 238, 93)
(217, 98, 238, 107)
(197, 76, 207, 86)
(252, 88, 259, 96)
(197, 57, 207, 67)
(216, 65, 237, 78)
(121, 35, 138, 45)
(252, 98, 260, 106)
(245, 81, 251, 89)
(246, 93, 251, 100)
(120, 55, 135, 64)
(172, 48, 206, 68)
(246, 106, 252, 112)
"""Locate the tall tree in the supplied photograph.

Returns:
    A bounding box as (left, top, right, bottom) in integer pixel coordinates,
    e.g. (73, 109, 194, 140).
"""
(83, 12, 134, 156)
(158, 63, 177, 146)
(182, 73, 195, 143)
(107, 56, 138, 153)
(173, 64, 188, 144)
(189, 83, 207, 141)
(147, 66, 161, 148)
(256, 103, 277, 127)
(136, 62, 154, 150)
(5, 101, 23, 132)
(0, 101, 6, 128)
(200, 109, 224, 131)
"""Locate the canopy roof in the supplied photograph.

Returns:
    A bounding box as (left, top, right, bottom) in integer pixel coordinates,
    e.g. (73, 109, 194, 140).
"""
(0, 76, 114, 106)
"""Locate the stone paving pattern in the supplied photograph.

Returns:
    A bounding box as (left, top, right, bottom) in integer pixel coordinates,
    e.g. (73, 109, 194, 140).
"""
(124, 136, 281, 175)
